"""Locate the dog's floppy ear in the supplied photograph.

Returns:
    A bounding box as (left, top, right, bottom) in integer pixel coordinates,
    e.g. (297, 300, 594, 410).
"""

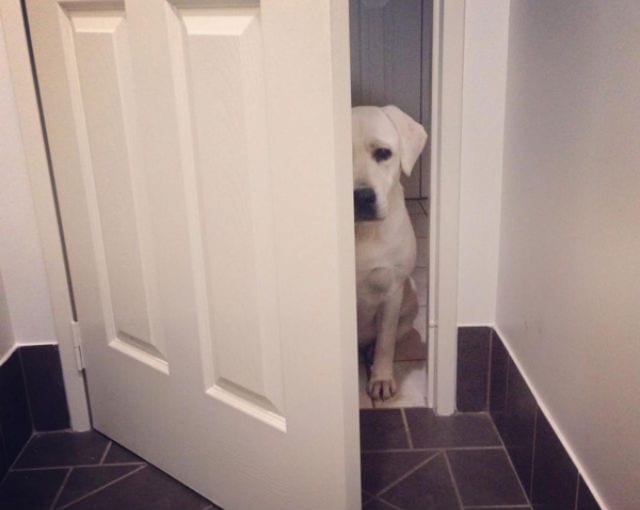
(382, 105, 428, 176)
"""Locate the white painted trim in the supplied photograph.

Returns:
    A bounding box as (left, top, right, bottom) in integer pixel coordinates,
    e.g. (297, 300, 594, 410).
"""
(0, 343, 18, 367)
(0, 0, 90, 431)
(15, 340, 58, 347)
(0, 340, 64, 367)
(494, 325, 609, 510)
(427, 0, 465, 416)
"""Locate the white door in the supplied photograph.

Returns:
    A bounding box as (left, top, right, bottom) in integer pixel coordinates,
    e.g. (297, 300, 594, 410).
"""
(26, 1, 359, 509)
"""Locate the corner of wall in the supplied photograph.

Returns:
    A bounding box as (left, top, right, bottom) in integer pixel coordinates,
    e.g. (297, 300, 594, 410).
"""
(492, 325, 608, 510)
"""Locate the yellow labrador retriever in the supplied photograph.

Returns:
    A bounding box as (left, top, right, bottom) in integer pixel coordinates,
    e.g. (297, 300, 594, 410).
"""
(352, 105, 427, 401)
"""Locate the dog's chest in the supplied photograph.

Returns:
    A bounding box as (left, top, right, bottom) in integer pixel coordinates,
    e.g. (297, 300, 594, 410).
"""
(356, 241, 405, 301)
(355, 211, 415, 303)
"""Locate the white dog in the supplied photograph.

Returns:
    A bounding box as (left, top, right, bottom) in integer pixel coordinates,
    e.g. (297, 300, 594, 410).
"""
(352, 105, 427, 401)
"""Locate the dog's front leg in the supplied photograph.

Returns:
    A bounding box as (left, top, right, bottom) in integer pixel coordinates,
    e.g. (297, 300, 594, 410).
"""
(368, 284, 403, 400)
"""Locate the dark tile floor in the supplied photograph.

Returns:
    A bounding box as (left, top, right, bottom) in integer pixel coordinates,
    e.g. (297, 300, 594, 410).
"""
(0, 431, 219, 510)
(360, 408, 532, 510)
(1, 410, 532, 510)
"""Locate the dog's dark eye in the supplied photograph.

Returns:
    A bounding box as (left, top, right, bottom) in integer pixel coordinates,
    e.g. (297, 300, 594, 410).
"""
(373, 148, 392, 162)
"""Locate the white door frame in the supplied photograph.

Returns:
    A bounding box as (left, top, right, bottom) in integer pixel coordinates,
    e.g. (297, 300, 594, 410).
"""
(0, 0, 90, 430)
(427, 0, 465, 415)
(3, 0, 465, 428)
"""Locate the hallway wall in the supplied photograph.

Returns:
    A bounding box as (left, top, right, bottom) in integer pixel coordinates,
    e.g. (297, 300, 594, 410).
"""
(496, 2, 640, 508)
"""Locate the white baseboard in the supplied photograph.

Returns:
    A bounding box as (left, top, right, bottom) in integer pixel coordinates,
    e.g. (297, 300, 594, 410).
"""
(0, 342, 19, 366)
(493, 324, 608, 510)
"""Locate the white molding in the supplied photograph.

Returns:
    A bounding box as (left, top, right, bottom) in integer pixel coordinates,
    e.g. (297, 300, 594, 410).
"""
(0, 343, 18, 367)
(0, 0, 90, 430)
(15, 340, 58, 347)
(427, 0, 465, 416)
(494, 325, 609, 510)
(0, 340, 64, 367)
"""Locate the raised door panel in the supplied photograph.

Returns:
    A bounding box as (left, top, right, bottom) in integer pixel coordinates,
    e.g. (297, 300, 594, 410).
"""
(59, 3, 168, 372)
(28, 0, 358, 507)
(166, 3, 284, 428)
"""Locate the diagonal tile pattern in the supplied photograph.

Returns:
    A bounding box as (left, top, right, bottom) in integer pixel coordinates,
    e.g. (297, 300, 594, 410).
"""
(0, 410, 532, 510)
(378, 453, 460, 510)
(0, 469, 68, 510)
(360, 408, 532, 510)
(0, 431, 219, 510)
(55, 465, 142, 508)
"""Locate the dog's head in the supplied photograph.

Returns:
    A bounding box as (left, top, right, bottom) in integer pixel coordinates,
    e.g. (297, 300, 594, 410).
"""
(352, 105, 427, 222)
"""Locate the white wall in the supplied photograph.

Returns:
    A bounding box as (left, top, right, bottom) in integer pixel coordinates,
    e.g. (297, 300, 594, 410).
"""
(456, 0, 510, 325)
(496, 2, 640, 509)
(0, 16, 56, 355)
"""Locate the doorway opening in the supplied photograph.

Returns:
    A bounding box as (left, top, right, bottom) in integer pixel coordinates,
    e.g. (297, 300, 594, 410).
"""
(349, 0, 433, 409)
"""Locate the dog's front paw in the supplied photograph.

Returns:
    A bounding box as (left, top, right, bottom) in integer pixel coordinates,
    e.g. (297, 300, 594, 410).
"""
(367, 367, 397, 401)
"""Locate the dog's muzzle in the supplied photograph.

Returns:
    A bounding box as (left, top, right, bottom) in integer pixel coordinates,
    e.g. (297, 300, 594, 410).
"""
(354, 187, 377, 221)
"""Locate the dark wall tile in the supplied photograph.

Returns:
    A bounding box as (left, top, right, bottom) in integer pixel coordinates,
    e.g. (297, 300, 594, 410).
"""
(489, 333, 537, 498)
(502, 360, 537, 497)
(489, 330, 509, 415)
(577, 476, 601, 510)
(0, 351, 32, 465)
(0, 432, 8, 481)
(20, 346, 70, 431)
(489, 329, 599, 510)
(531, 412, 578, 510)
(457, 327, 491, 411)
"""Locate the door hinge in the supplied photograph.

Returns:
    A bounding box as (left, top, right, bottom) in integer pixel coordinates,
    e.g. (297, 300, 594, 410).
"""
(70, 320, 85, 371)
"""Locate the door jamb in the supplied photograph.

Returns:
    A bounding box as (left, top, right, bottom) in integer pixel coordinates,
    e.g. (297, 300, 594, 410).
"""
(427, 0, 465, 415)
(0, 0, 91, 430)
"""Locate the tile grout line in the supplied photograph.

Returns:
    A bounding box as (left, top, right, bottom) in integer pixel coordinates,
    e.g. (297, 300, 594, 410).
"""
(17, 349, 36, 434)
(573, 470, 581, 510)
(465, 506, 531, 509)
(486, 329, 494, 410)
(11, 461, 147, 472)
(376, 451, 440, 497)
(372, 496, 405, 510)
(487, 415, 532, 506)
(4, 432, 37, 481)
(361, 489, 374, 506)
(56, 463, 147, 510)
(529, 407, 539, 498)
(400, 408, 414, 449)
(362, 446, 504, 454)
(48, 467, 72, 510)
(418, 198, 429, 217)
(503, 355, 511, 419)
(443, 450, 465, 510)
(99, 441, 112, 465)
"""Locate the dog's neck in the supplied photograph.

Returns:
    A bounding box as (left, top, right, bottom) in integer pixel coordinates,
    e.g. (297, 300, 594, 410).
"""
(355, 182, 405, 241)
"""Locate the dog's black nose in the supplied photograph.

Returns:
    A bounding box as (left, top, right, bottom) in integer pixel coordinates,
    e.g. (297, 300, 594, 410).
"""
(354, 187, 377, 221)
